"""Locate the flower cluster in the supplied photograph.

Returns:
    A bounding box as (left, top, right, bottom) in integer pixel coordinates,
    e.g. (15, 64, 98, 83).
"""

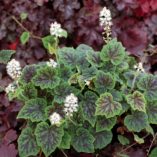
(47, 59, 57, 68)
(134, 62, 145, 72)
(50, 22, 65, 38)
(64, 93, 78, 117)
(6, 59, 21, 79)
(5, 82, 17, 94)
(99, 7, 112, 27)
(49, 112, 62, 125)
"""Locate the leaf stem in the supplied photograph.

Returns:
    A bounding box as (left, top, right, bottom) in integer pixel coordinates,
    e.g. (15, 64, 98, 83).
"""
(60, 149, 69, 157)
(119, 134, 149, 154)
(11, 16, 42, 40)
(68, 117, 77, 126)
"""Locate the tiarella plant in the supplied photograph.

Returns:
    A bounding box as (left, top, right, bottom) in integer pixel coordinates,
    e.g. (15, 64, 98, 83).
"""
(4, 7, 157, 157)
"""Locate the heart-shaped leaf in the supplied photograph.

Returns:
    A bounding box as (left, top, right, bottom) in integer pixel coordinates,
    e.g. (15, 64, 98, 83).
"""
(96, 93, 122, 118)
(75, 44, 92, 69)
(94, 130, 112, 149)
(146, 101, 157, 124)
(33, 66, 60, 89)
(94, 71, 115, 94)
(17, 98, 47, 122)
(35, 122, 64, 157)
(126, 91, 146, 112)
(58, 47, 77, 68)
(18, 127, 40, 157)
(0, 50, 15, 64)
(86, 51, 102, 67)
(100, 39, 126, 65)
(58, 64, 72, 81)
(96, 116, 116, 132)
(137, 74, 157, 101)
(54, 82, 79, 103)
(59, 131, 71, 149)
(71, 128, 94, 153)
(124, 111, 148, 132)
(20, 83, 37, 100)
(20, 64, 38, 85)
(81, 91, 98, 127)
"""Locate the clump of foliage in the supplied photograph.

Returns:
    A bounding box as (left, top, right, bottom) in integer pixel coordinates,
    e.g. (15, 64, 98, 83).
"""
(8, 35, 157, 157)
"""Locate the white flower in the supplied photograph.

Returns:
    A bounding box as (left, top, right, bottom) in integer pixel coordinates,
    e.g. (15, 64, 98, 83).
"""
(6, 59, 21, 79)
(64, 93, 78, 117)
(47, 59, 57, 68)
(5, 82, 17, 94)
(50, 22, 65, 38)
(134, 62, 145, 72)
(49, 112, 62, 125)
(99, 7, 112, 26)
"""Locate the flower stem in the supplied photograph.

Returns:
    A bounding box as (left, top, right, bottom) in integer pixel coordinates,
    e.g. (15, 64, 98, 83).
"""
(11, 16, 42, 40)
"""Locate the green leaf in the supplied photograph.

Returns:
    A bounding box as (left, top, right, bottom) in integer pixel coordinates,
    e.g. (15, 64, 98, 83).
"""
(124, 111, 148, 132)
(80, 66, 97, 81)
(100, 61, 116, 73)
(81, 91, 98, 127)
(96, 93, 122, 118)
(94, 130, 112, 149)
(20, 83, 37, 100)
(118, 135, 130, 145)
(71, 128, 94, 153)
(126, 91, 146, 112)
(75, 44, 93, 69)
(110, 89, 123, 102)
(0, 86, 4, 92)
(94, 71, 115, 94)
(42, 35, 56, 49)
(59, 132, 71, 149)
(19, 64, 38, 85)
(54, 82, 79, 103)
(58, 64, 72, 81)
(59, 29, 68, 38)
(145, 124, 154, 136)
(86, 51, 102, 67)
(0, 50, 15, 64)
(33, 66, 60, 89)
(100, 39, 126, 65)
(149, 147, 157, 157)
(58, 47, 77, 68)
(18, 127, 40, 157)
(17, 98, 47, 122)
(133, 134, 144, 144)
(117, 62, 129, 72)
(137, 74, 157, 101)
(119, 102, 130, 115)
(20, 12, 28, 20)
(20, 31, 30, 45)
(96, 116, 116, 132)
(146, 101, 157, 124)
(35, 122, 64, 157)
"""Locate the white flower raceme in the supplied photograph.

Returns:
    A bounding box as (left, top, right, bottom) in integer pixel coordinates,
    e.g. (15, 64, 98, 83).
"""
(6, 59, 21, 79)
(64, 93, 78, 117)
(134, 62, 145, 72)
(50, 22, 65, 38)
(49, 112, 62, 125)
(5, 82, 17, 94)
(47, 59, 57, 68)
(99, 7, 112, 27)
